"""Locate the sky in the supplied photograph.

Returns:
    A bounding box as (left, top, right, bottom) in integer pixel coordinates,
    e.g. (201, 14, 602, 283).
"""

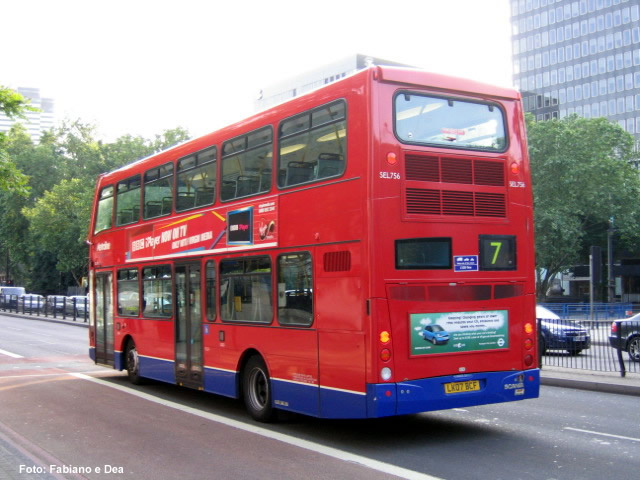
(2, 0, 514, 142)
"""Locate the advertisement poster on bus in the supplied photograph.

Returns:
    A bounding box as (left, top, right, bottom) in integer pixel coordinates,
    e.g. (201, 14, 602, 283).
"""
(125, 198, 278, 261)
(410, 310, 509, 355)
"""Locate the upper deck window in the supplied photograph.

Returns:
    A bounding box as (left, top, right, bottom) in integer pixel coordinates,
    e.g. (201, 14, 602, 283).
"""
(115, 176, 141, 226)
(94, 185, 113, 234)
(221, 127, 272, 201)
(278, 100, 346, 188)
(176, 146, 216, 212)
(394, 93, 507, 152)
(144, 162, 174, 219)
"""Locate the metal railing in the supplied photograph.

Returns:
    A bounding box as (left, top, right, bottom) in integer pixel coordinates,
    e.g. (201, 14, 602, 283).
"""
(0, 294, 88, 323)
(538, 303, 639, 376)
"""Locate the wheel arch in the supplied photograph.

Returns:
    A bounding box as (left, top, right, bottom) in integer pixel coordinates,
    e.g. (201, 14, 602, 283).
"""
(236, 348, 267, 398)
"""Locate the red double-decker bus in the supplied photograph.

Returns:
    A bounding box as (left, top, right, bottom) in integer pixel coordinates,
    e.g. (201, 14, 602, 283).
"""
(88, 66, 539, 421)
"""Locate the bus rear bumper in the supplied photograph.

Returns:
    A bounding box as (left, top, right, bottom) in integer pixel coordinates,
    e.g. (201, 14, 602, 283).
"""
(367, 369, 540, 417)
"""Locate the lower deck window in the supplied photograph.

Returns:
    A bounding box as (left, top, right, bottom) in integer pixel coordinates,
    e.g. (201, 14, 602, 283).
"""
(117, 268, 139, 316)
(142, 265, 172, 317)
(220, 257, 272, 323)
(396, 238, 452, 270)
(277, 252, 313, 326)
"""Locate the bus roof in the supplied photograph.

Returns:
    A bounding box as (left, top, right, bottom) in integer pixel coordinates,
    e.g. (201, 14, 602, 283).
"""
(96, 66, 519, 184)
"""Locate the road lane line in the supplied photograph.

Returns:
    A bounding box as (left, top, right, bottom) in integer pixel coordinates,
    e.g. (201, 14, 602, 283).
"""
(0, 348, 23, 358)
(71, 372, 442, 480)
(564, 427, 640, 443)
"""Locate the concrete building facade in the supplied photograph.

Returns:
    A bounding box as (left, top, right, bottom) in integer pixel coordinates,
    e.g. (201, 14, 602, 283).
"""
(510, 0, 640, 150)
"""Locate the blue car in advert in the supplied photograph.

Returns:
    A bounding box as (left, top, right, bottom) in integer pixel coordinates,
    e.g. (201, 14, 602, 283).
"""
(423, 324, 450, 345)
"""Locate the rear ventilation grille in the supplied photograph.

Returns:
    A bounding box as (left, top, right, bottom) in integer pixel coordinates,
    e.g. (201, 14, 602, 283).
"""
(404, 153, 506, 218)
(407, 189, 506, 217)
(324, 251, 351, 272)
(405, 154, 505, 186)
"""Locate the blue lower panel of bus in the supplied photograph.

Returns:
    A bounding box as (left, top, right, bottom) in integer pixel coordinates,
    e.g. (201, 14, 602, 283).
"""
(271, 379, 320, 417)
(318, 387, 368, 418)
(138, 355, 176, 384)
(367, 369, 540, 418)
(203, 367, 237, 398)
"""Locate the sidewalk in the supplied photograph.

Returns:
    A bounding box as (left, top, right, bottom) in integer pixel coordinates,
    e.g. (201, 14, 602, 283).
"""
(0, 310, 89, 328)
(540, 365, 640, 396)
(4, 310, 640, 397)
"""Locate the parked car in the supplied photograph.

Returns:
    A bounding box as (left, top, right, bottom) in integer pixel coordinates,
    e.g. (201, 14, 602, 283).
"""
(18, 294, 45, 312)
(0, 286, 26, 309)
(422, 324, 450, 345)
(47, 295, 67, 313)
(66, 295, 89, 316)
(609, 314, 640, 362)
(537, 305, 591, 355)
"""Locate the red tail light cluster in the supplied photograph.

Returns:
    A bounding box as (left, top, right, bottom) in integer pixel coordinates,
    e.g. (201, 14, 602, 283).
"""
(524, 322, 535, 367)
(379, 330, 393, 381)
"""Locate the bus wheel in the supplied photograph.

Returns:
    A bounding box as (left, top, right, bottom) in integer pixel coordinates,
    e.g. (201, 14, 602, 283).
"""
(125, 340, 144, 385)
(243, 356, 275, 422)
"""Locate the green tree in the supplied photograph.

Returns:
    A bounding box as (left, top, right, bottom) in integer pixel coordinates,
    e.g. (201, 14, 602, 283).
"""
(527, 114, 640, 300)
(0, 86, 32, 195)
(22, 179, 94, 287)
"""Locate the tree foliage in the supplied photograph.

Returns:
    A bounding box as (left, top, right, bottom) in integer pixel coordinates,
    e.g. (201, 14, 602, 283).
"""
(0, 109, 190, 291)
(527, 114, 640, 299)
(0, 86, 32, 196)
(22, 179, 93, 286)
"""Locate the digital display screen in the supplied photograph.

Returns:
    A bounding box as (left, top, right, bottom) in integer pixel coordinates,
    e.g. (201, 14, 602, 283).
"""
(479, 235, 516, 270)
(227, 208, 253, 244)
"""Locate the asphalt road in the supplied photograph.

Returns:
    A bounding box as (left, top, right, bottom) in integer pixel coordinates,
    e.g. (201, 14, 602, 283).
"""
(1, 314, 638, 480)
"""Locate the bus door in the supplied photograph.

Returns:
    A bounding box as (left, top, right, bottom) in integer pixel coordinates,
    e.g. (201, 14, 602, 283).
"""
(175, 263, 203, 389)
(94, 272, 114, 366)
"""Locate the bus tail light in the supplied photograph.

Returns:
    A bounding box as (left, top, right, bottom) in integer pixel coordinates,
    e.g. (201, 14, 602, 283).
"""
(380, 348, 391, 362)
(524, 354, 534, 367)
(524, 338, 533, 350)
(386, 152, 397, 165)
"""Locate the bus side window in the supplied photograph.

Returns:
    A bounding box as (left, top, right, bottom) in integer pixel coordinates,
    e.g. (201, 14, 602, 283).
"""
(94, 185, 114, 234)
(177, 147, 217, 212)
(277, 252, 313, 326)
(221, 128, 272, 202)
(278, 100, 346, 188)
(115, 176, 141, 227)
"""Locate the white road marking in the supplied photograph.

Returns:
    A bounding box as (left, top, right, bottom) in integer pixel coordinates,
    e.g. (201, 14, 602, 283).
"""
(564, 427, 640, 443)
(0, 348, 24, 358)
(71, 372, 442, 480)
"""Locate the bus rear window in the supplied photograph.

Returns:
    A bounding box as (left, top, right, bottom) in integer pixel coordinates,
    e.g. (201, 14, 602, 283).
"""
(394, 93, 507, 152)
(396, 238, 452, 270)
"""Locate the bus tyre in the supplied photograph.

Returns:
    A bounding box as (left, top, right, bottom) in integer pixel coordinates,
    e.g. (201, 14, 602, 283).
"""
(125, 341, 144, 385)
(243, 356, 275, 422)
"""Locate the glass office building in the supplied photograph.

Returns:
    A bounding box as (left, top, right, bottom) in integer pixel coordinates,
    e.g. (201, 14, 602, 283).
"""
(510, 0, 640, 150)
